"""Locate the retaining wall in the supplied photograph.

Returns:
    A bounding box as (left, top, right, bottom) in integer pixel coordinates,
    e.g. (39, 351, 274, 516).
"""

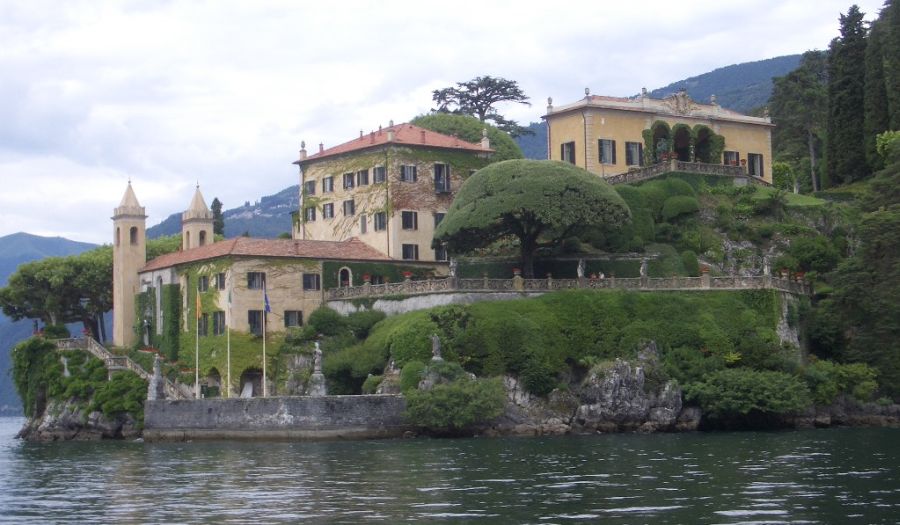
(143, 395, 410, 441)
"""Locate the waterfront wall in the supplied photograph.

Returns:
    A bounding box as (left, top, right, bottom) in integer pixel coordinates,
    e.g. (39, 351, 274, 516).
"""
(143, 395, 411, 441)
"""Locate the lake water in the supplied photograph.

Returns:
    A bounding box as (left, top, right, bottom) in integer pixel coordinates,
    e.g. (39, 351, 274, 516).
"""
(0, 417, 898, 524)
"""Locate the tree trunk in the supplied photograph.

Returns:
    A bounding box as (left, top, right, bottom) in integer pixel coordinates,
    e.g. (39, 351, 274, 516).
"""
(520, 235, 538, 279)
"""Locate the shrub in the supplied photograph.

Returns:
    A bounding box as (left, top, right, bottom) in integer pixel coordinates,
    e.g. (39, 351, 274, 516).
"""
(399, 360, 427, 393)
(43, 324, 71, 339)
(307, 307, 347, 337)
(663, 346, 726, 386)
(404, 377, 506, 433)
(662, 196, 700, 222)
(361, 374, 383, 394)
(346, 310, 386, 340)
(90, 371, 148, 423)
(789, 236, 840, 273)
(681, 250, 700, 277)
(685, 368, 811, 418)
(323, 343, 388, 395)
(802, 360, 879, 405)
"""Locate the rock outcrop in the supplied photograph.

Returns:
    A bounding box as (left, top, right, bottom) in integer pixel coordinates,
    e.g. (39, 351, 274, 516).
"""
(17, 399, 140, 441)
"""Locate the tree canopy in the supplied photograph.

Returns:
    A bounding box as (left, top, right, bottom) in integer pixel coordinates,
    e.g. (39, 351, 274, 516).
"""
(431, 76, 532, 137)
(410, 113, 523, 162)
(434, 160, 631, 277)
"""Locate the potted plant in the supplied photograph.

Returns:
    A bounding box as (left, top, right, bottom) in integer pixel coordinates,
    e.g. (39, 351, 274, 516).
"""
(402, 271, 413, 280)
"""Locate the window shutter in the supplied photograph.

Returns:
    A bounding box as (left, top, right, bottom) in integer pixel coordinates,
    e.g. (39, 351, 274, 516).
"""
(638, 143, 644, 166)
(611, 141, 617, 164)
(626, 144, 632, 166)
(560, 143, 565, 161)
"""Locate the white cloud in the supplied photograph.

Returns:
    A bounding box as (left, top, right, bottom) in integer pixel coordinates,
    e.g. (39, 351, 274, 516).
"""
(0, 0, 886, 243)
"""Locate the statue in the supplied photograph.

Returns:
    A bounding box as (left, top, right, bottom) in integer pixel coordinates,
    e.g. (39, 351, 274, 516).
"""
(577, 259, 586, 279)
(640, 258, 648, 278)
(449, 258, 458, 278)
(431, 334, 443, 362)
(313, 341, 323, 373)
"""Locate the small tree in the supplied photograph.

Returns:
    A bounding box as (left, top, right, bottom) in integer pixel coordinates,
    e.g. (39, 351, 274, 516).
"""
(434, 160, 631, 278)
(432, 76, 532, 137)
(211, 197, 225, 236)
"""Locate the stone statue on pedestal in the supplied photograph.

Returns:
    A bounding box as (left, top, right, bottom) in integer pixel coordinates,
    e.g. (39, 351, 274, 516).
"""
(431, 334, 443, 362)
(307, 341, 326, 396)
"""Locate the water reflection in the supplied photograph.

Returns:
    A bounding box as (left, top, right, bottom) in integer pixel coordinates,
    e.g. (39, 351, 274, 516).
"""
(0, 419, 898, 523)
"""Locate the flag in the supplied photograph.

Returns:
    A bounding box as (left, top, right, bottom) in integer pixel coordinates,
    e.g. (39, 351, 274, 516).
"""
(196, 292, 202, 319)
(264, 285, 271, 313)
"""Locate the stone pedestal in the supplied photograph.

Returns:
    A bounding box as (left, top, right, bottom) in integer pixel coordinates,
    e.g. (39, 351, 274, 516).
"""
(147, 355, 166, 401)
(307, 372, 326, 396)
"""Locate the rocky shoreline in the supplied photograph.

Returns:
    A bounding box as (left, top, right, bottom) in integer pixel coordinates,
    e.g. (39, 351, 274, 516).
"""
(16, 399, 140, 442)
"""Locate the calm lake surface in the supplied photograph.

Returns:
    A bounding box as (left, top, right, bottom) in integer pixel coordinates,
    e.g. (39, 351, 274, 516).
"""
(0, 418, 898, 524)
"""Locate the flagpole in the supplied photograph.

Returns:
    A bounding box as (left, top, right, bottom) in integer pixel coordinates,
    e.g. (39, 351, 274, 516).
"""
(226, 278, 232, 399)
(262, 309, 267, 397)
(195, 291, 200, 400)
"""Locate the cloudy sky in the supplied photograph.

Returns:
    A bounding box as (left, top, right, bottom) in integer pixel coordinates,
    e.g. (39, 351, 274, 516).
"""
(0, 0, 886, 244)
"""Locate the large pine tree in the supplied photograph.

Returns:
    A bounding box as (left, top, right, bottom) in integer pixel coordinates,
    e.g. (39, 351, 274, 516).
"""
(864, 17, 891, 171)
(883, 0, 900, 129)
(826, 5, 869, 184)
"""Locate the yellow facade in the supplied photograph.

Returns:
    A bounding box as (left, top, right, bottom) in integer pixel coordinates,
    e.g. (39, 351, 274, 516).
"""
(295, 144, 488, 262)
(545, 91, 773, 183)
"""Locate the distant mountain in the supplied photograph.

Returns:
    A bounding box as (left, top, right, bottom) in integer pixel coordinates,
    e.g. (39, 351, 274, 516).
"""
(147, 185, 299, 240)
(0, 233, 99, 415)
(648, 55, 802, 113)
(515, 55, 803, 160)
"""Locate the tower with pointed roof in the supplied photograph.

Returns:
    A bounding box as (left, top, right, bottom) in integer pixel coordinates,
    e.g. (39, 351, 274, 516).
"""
(182, 185, 214, 250)
(112, 181, 147, 347)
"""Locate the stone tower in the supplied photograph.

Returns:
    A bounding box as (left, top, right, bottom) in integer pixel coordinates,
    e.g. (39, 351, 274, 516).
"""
(182, 185, 214, 250)
(112, 182, 147, 348)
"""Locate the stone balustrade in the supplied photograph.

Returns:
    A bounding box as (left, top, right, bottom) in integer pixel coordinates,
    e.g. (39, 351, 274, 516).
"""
(326, 274, 811, 301)
(604, 159, 770, 187)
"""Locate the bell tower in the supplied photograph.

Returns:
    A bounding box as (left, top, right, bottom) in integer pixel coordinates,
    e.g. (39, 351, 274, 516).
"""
(182, 184, 214, 250)
(112, 181, 147, 347)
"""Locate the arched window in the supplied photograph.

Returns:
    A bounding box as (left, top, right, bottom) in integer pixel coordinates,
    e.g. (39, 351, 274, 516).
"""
(116, 227, 121, 247)
(199, 230, 207, 246)
(339, 267, 352, 287)
(185, 231, 191, 249)
(129, 226, 138, 245)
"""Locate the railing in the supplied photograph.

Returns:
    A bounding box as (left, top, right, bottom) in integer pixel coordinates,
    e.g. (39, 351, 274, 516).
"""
(56, 337, 190, 399)
(326, 274, 811, 301)
(604, 159, 771, 187)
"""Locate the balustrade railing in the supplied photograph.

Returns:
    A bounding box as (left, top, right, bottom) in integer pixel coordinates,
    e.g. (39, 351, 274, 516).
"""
(603, 160, 771, 187)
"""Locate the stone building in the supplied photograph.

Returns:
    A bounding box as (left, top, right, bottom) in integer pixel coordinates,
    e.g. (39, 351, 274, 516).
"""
(544, 89, 773, 183)
(292, 122, 493, 262)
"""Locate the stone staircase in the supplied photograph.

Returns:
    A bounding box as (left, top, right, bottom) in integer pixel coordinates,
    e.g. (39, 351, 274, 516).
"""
(56, 337, 191, 399)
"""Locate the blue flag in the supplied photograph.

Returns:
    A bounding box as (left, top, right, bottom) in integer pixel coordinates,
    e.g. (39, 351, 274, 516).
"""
(264, 286, 271, 313)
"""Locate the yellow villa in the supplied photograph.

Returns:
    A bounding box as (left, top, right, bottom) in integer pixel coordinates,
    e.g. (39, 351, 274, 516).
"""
(544, 89, 773, 183)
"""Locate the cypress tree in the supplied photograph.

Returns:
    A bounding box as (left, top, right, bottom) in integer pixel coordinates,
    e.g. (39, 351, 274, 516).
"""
(826, 5, 869, 184)
(882, 0, 900, 129)
(864, 18, 891, 171)
(211, 197, 225, 236)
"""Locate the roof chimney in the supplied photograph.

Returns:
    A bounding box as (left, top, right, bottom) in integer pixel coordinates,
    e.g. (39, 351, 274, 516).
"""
(299, 141, 307, 161)
(318, 142, 324, 153)
(546, 96, 553, 113)
(481, 128, 490, 150)
(387, 129, 395, 142)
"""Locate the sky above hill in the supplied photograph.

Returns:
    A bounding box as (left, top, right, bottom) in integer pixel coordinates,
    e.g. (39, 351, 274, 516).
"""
(0, 0, 887, 244)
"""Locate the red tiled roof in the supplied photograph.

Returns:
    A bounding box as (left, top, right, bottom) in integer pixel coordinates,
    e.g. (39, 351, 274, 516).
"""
(298, 123, 492, 163)
(140, 237, 391, 273)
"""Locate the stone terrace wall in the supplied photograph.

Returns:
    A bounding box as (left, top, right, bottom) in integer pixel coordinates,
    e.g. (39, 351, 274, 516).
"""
(143, 395, 411, 441)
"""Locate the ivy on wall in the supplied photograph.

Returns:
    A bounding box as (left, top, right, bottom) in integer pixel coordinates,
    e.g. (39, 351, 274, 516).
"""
(322, 261, 436, 288)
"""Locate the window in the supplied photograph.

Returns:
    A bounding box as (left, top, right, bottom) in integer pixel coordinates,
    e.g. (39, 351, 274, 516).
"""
(748, 153, 764, 177)
(401, 211, 418, 230)
(370, 275, 385, 285)
(284, 311, 303, 328)
(199, 231, 207, 246)
(400, 165, 417, 182)
(357, 169, 369, 186)
(212, 311, 225, 336)
(343, 199, 355, 216)
(373, 166, 386, 183)
(625, 142, 643, 166)
(561, 141, 576, 164)
(302, 273, 321, 291)
(304, 206, 316, 222)
(434, 212, 445, 227)
(198, 275, 209, 292)
(129, 226, 139, 245)
(724, 151, 740, 166)
(216, 273, 226, 290)
(323, 203, 334, 219)
(248, 310, 264, 336)
(434, 163, 451, 193)
(247, 272, 266, 290)
(435, 245, 448, 261)
(599, 139, 616, 164)
(374, 212, 387, 231)
(402, 244, 419, 260)
(198, 313, 209, 337)
(322, 176, 334, 193)
(343, 172, 355, 189)
(304, 180, 316, 196)
(359, 214, 367, 234)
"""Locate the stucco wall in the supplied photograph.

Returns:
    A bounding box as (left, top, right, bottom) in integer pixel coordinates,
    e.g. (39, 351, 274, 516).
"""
(143, 395, 411, 441)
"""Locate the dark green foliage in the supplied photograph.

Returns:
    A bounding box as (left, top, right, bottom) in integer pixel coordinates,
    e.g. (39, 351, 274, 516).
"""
(411, 113, 523, 162)
(90, 371, 148, 424)
(399, 360, 426, 393)
(863, 19, 890, 171)
(42, 324, 70, 339)
(307, 307, 347, 337)
(884, 0, 900, 129)
(788, 235, 840, 273)
(431, 75, 532, 137)
(663, 347, 725, 386)
(321, 261, 431, 288)
(12, 338, 61, 417)
(770, 50, 827, 192)
(345, 310, 386, 340)
(685, 368, 811, 418)
(211, 197, 225, 236)
(826, 5, 869, 184)
(322, 343, 388, 395)
(434, 160, 631, 278)
(404, 376, 506, 433)
(802, 359, 878, 405)
(361, 374, 382, 394)
(661, 196, 700, 222)
(680, 251, 700, 277)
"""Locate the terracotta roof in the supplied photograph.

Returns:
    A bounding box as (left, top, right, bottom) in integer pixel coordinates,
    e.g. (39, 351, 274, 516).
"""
(297, 123, 492, 164)
(140, 237, 391, 273)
